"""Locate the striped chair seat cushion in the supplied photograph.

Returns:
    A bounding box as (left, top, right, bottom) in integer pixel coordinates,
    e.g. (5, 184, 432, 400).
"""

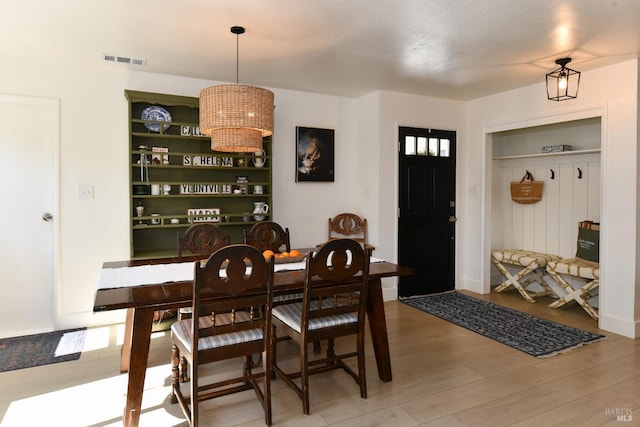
(547, 259, 599, 280)
(272, 300, 357, 333)
(171, 311, 263, 351)
(491, 249, 561, 268)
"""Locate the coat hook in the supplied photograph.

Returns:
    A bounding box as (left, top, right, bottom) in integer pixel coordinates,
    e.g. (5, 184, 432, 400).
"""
(550, 169, 555, 180)
(577, 167, 583, 179)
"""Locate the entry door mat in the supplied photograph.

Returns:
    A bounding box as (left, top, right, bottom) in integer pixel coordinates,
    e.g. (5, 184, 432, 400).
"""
(402, 292, 605, 358)
(0, 327, 87, 372)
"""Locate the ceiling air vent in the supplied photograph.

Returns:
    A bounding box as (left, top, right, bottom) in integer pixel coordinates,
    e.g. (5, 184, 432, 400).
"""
(101, 53, 146, 67)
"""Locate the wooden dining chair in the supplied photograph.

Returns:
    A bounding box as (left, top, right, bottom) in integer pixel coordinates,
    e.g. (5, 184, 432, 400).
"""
(170, 244, 275, 426)
(177, 222, 230, 258)
(176, 223, 231, 324)
(244, 221, 291, 253)
(328, 213, 370, 248)
(271, 238, 371, 415)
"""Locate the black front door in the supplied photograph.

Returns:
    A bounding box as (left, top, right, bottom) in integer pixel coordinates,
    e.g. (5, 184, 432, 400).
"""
(398, 127, 456, 297)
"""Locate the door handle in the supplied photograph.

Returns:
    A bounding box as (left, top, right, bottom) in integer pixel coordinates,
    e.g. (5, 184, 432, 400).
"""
(448, 215, 457, 223)
(42, 212, 53, 222)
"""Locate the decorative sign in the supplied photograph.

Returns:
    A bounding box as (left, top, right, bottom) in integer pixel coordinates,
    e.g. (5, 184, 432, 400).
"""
(183, 155, 233, 167)
(180, 184, 219, 194)
(187, 208, 220, 223)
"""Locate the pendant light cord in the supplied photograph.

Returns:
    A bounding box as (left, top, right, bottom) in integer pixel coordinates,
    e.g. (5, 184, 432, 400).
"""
(231, 26, 245, 84)
(236, 32, 239, 84)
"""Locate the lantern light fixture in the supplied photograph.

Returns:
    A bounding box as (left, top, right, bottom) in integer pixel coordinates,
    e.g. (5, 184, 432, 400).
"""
(546, 57, 581, 101)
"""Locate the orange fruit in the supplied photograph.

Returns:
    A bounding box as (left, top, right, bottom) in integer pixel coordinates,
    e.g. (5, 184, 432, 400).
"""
(289, 249, 300, 257)
(262, 250, 274, 260)
(280, 251, 289, 257)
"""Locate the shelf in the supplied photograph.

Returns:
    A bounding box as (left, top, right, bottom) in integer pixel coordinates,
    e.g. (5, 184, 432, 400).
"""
(126, 90, 273, 260)
(492, 148, 600, 160)
(132, 220, 266, 230)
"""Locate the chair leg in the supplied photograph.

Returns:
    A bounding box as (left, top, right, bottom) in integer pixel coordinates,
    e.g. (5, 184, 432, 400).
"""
(263, 347, 273, 426)
(179, 355, 189, 382)
(170, 344, 180, 404)
(300, 341, 310, 415)
(357, 333, 367, 399)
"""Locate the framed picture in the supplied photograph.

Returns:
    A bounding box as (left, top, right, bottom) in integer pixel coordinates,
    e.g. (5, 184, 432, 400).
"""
(296, 126, 335, 182)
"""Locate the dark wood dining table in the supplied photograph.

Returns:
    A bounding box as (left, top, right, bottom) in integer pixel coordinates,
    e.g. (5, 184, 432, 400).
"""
(93, 252, 413, 427)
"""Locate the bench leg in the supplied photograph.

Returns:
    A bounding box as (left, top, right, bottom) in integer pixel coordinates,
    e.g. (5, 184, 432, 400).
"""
(492, 260, 550, 303)
(546, 270, 599, 320)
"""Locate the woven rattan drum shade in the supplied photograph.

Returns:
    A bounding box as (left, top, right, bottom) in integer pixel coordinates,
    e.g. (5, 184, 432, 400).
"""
(200, 84, 274, 153)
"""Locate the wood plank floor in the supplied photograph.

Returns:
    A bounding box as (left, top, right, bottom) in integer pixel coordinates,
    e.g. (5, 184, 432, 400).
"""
(1, 290, 638, 426)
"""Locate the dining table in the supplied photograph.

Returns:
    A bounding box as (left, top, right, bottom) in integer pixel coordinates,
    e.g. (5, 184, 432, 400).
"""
(94, 250, 414, 427)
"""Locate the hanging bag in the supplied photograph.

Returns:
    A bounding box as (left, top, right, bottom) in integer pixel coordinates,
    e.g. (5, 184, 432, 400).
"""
(510, 170, 543, 204)
(575, 220, 600, 265)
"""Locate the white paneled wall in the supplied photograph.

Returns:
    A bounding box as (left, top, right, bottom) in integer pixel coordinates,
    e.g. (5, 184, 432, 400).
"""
(492, 152, 600, 256)
(491, 152, 601, 302)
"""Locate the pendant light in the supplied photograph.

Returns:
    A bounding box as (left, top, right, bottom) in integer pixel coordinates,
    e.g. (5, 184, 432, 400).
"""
(546, 57, 581, 101)
(199, 26, 274, 152)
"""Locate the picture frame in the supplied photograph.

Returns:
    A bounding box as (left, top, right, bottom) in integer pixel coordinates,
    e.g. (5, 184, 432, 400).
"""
(296, 126, 335, 182)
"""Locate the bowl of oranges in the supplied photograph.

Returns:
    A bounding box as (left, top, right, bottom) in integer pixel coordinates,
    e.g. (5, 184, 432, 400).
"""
(262, 249, 306, 264)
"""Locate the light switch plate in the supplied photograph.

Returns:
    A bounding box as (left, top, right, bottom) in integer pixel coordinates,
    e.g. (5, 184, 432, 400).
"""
(77, 184, 94, 199)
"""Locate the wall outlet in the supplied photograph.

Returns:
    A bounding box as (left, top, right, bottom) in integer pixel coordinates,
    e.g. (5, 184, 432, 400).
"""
(77, 184, 94, 199)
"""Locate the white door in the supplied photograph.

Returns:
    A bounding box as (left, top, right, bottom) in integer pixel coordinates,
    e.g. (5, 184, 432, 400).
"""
(0, 94, 59, 338)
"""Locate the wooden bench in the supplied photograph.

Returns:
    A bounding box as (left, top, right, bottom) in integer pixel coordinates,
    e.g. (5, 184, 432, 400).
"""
(546, 258, 599, 320)
(546, 221, 600, 320)
(491, 249, 561, 303)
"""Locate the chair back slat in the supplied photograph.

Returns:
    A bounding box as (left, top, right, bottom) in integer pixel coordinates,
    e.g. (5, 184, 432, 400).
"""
(177, 223, 230, 258)
(328, 213, 368, 247)
(244, 221, 291, 253)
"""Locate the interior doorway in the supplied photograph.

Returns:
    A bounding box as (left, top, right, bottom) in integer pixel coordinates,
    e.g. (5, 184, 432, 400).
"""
(398, 126, 456, 298)
(0, 94, 59, 338)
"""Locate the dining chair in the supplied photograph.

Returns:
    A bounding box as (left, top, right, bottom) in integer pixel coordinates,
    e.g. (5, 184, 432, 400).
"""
(177, 222, 230, 258)
(271, 238, 371, 415)
(177, 222, 231, 324)
(244, 221, 291, 253)
(328, 213, 370, 249)
(170, 244, 275, 426)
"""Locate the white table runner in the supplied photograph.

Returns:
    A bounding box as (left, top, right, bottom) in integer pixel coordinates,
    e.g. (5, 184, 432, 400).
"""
(97, 257, 384, 290)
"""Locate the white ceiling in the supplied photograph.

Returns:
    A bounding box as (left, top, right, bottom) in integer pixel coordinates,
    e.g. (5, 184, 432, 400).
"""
(2, 0, 640, 100)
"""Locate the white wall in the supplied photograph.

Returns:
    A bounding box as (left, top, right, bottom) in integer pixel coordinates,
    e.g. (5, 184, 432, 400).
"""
(465, 60, 639, 338)
(0, 55, 361, 330)
(2, 54, 637, 338)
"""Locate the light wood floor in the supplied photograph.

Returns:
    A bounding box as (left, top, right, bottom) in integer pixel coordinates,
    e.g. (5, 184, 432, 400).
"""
(1, 290, 638, 427)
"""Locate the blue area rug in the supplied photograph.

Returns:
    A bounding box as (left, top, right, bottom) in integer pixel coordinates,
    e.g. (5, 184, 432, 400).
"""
(0, 328, 87, 372)
(402, 292, 605, 358)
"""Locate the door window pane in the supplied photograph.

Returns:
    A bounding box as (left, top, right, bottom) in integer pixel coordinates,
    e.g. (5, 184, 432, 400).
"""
(429, 138, 438, 156)
(405, 136, 416, 155)
(440, 139, 450, 157)
(417, 137, 427, 155)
